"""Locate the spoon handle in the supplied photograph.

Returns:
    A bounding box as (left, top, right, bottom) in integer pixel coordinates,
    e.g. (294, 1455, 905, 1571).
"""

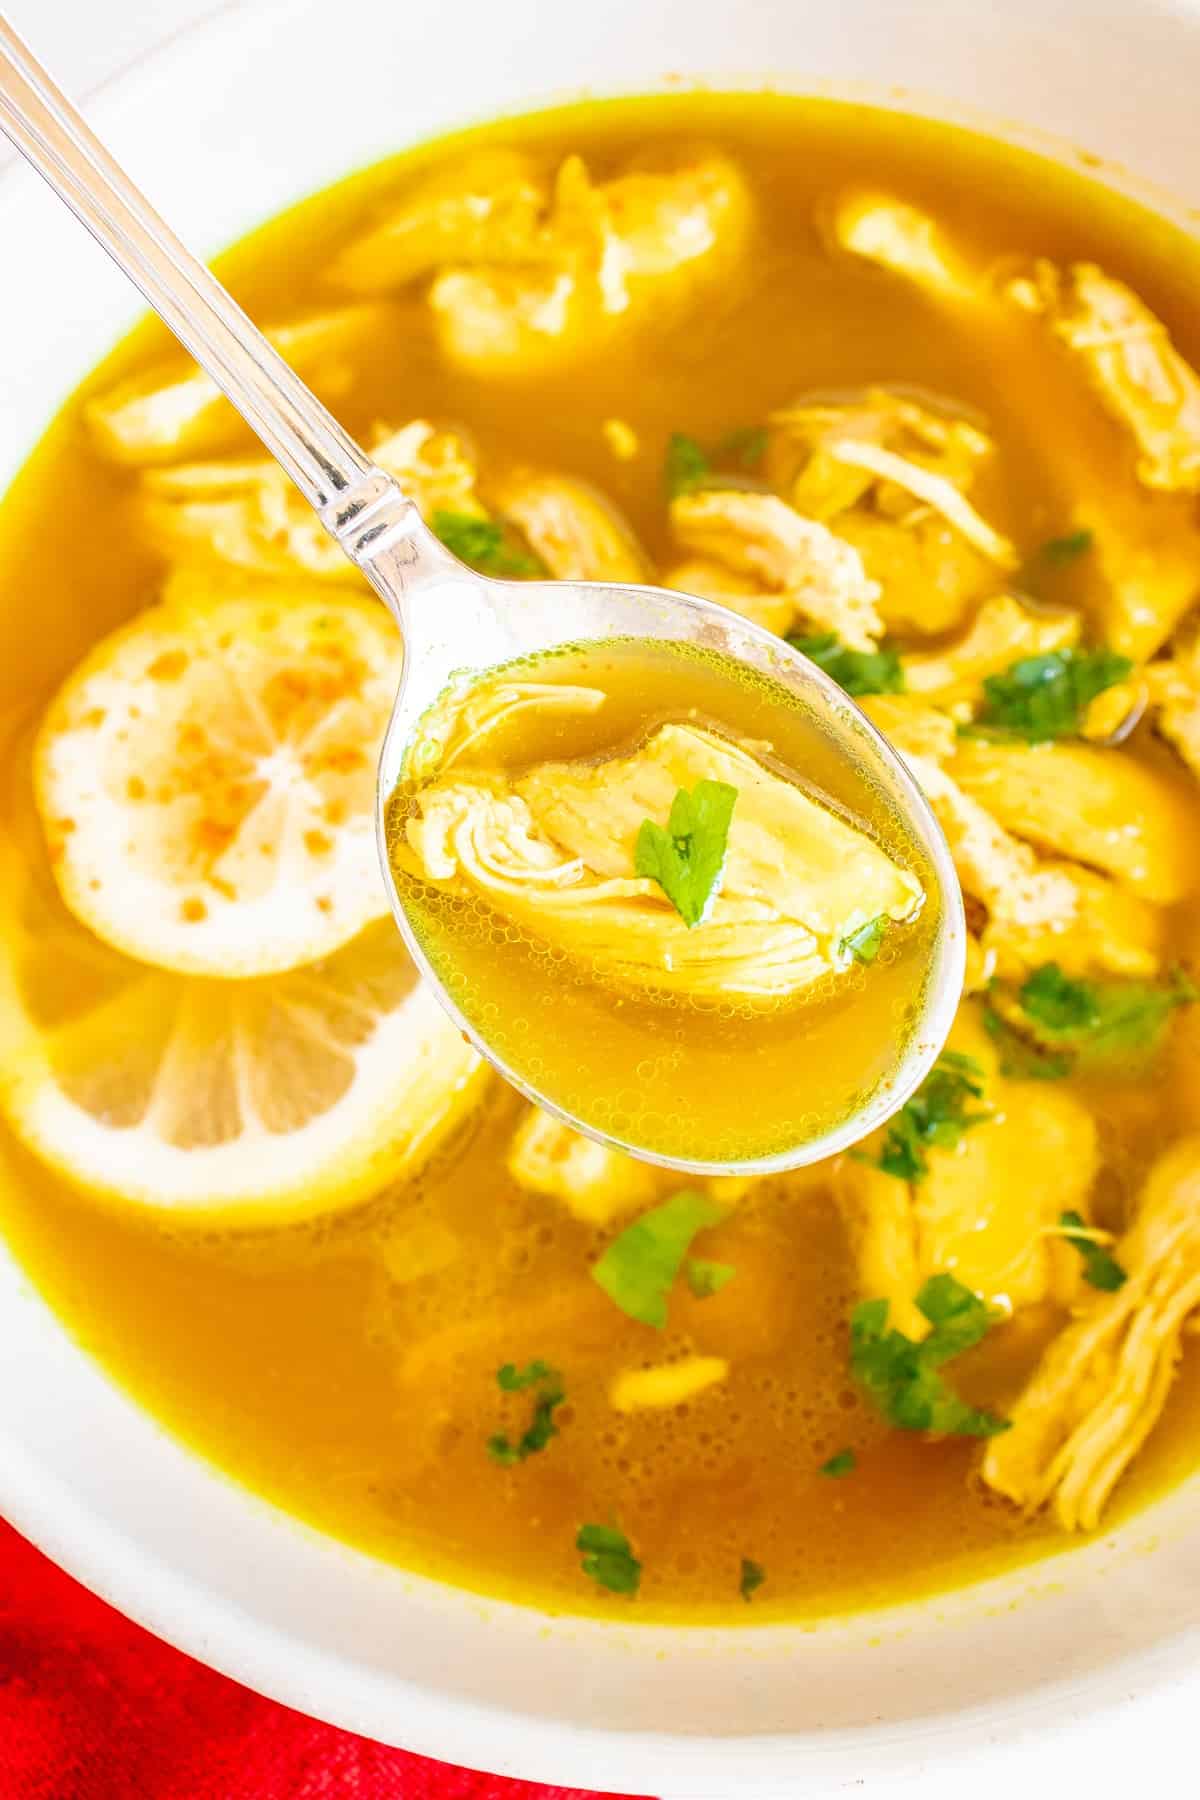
(0, 13, 373, 515)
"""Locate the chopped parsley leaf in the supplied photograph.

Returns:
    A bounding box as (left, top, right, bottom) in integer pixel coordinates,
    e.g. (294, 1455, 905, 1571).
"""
(739, 1557, 766, 1602)
(1017, 963, 1197, 1065)
(664, 432, 712, 497)
(684, 1257, 736, 1299)
(820, 1448, 857, 1478)
(1058, 1210, 1128, 1292)
(431, 509, 545, 578)
(969, 646, 1132, 743)
(635, 779, 737, 928)
(870, 1050, 991, 1183)
(577, 1523, 641, 1595)
(840, 914, 889, 965)
(1019, 964, 1097, 1033)
(496, 1359, 555, 1392)
(788, 631, 906, 698)
(1041, 528, 1094, 564)
(717, 424, 768, 469)
(850, 1274, 1010, 1438)
(592, 1189, 729, 1328)
(666, 424, 768, 496)
(487, 1361, 565, 1465)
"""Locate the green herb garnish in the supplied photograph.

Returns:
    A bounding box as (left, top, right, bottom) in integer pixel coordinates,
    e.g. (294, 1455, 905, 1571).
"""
(1058, 1210, 1128, 1292)
(684, 1257, 736, 1299)
(839, 915, 889, 965)
(850, 1274, 1010, 1438)
(1017, 963, 1197, 1065)
(664, 432, 712, 497)
(635, 779, 737, 928)
(431, 509, 545, 578)
(1041, 528, 1094, 564)
(739, 1557, 766, 1602)
(496, 1360, 555, 1392)
(717, 424, 769, 469)
(983, 965, 1196, 1079)
(592, 1189, 729, 1328)
(577, 1523, 641, 1595)
(820, 1448, 857, 1478)
(788, 631, 905, 699)
(1016, 963, 1097, 1032)
(870, 1051, 991, 1183)
(969, 647, 1132, 743)
(487, 1361, 565, 1465)
(666, 424, 768, 495)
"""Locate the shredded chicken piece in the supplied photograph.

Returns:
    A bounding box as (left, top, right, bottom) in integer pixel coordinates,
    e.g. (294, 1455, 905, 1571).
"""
(835, 1010, 1098, 1336)
(826, 192, 977, 301)
(839, 514, 1000, 638)
(1074, 501, 1200, 663)
(764, 387, 1012, 635)
(507, 1108, 660, 1224)
(831, 202, 1200, 659)
(669, 490, 883, 650)
(986, 861, 1165, 983)
(420, 150, 754, 374)
(139, 419, 484, 583)
(1146, 620, 1200, 780)
(659, 558, 796, 637)
(901, 594, 1080, 706)
(859, 695, 958, 764)
(952, 738, 1200, 904)
(405, 681, 606, 784)
(904, 752, 1080, 937)
(140, 457, 353, 581)
(983, 1135, 1200, 1530)
(768, 388, 992, 505)
(85, 306, 395, 465)
(331, 149, 551, 291)
(402, 698, 922, 1001)
(862, 696, 1165, 979)
(507, 1107, 753, 1229)
(1005, 261, 1200, 494)
(822, 440, 1016, 568)
(609, 1356, 729, 1412)
(488, 469, 651, 582)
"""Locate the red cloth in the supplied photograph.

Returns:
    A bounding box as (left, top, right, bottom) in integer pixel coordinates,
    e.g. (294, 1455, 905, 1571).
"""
(0, 1521, 651, 1800)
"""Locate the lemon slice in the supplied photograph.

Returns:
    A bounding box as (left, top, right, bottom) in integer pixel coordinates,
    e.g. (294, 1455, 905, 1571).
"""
(34, 575, 402, 978)
(0, 872, 488, 1220)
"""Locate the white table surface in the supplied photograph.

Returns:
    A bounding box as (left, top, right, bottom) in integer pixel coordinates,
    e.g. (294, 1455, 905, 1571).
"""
(0, 1, 1182, 1793)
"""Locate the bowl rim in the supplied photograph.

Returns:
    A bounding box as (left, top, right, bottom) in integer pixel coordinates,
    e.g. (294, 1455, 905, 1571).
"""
(4, 2, 1200, 1791)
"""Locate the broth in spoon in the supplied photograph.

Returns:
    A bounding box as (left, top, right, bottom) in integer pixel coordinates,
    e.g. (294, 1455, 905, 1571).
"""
(386, 633, 940, 1167)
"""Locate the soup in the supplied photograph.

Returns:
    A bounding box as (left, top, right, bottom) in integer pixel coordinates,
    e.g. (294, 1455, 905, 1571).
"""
(1, 95, 1200, 1621)
(386, 635, 936, 1166)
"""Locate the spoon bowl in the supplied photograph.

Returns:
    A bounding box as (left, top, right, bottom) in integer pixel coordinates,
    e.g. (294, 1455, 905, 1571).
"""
(0, 18, 965, 1175)
(369, 505, 966, 1175)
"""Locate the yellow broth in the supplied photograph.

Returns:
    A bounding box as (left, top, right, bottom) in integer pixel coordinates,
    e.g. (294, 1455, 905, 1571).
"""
(0, 95, 1198, 1621)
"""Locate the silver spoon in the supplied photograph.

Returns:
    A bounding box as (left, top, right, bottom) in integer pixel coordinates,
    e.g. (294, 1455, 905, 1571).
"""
(0, 16, 964, 1176)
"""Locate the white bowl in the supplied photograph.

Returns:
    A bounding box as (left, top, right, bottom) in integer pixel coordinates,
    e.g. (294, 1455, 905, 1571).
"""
(3, 2, 1200, 1792)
